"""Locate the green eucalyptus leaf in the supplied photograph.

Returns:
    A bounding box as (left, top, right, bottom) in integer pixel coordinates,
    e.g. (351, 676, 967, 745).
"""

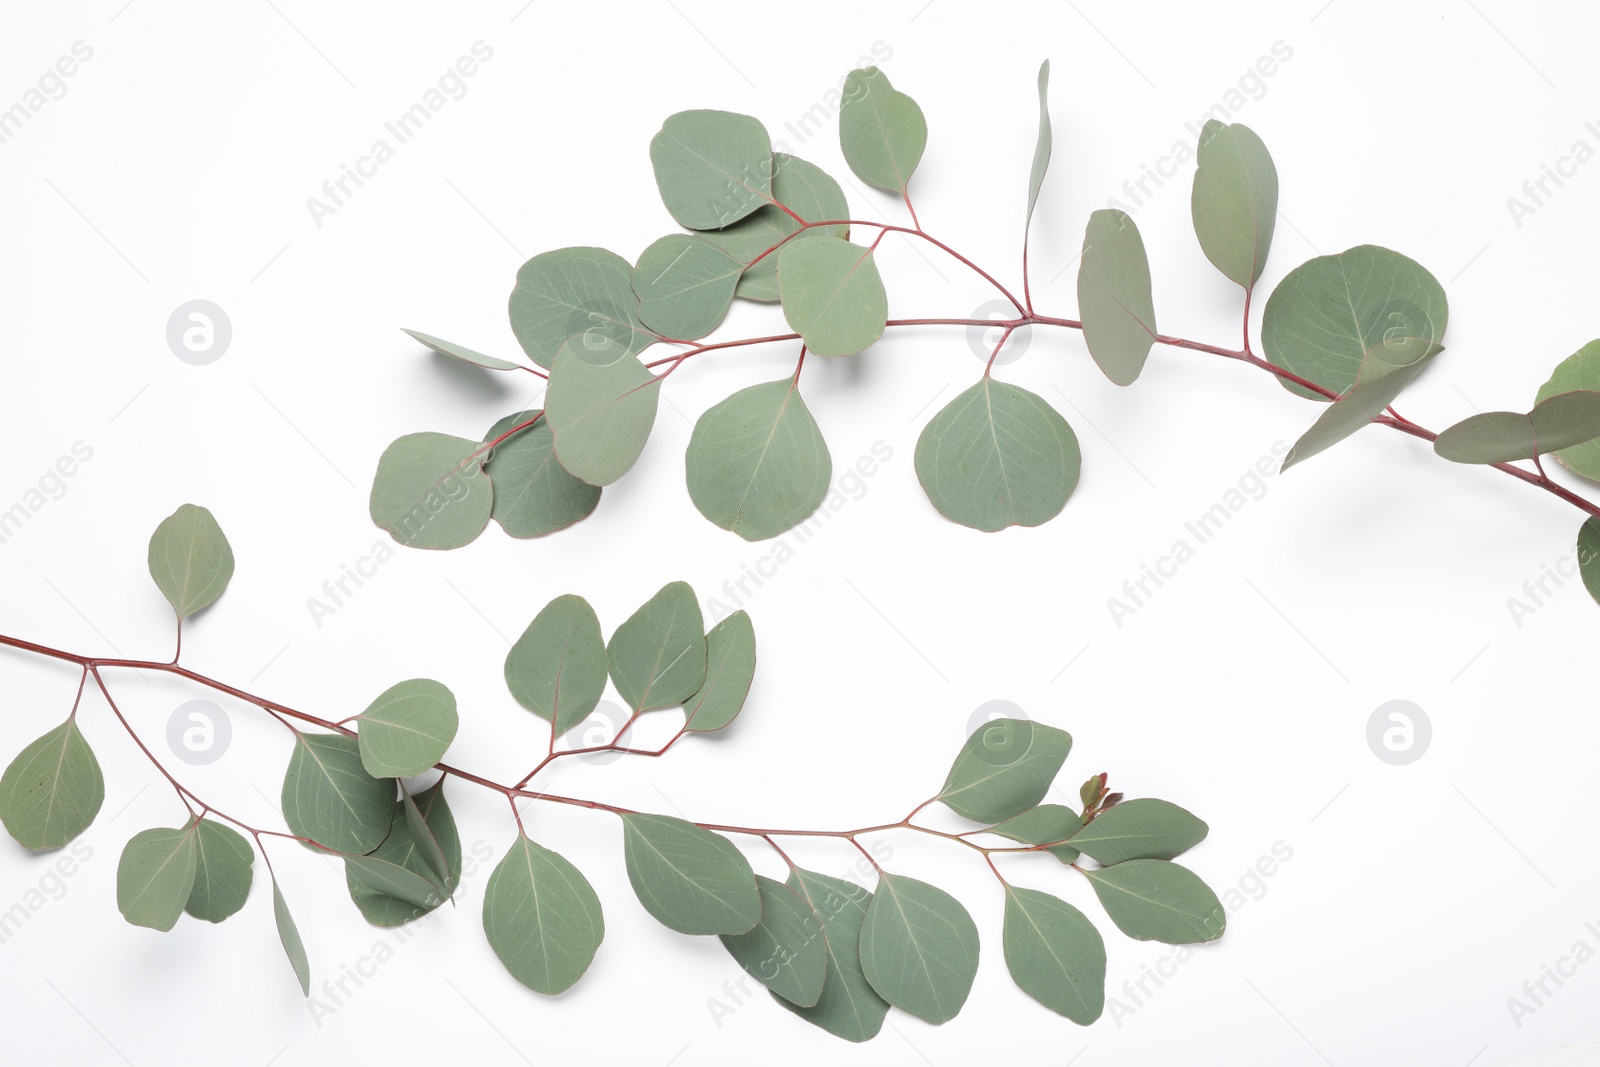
(281, 733, 394, 855)
(1078, 209, 1157, 386)
(915, 379, 1081, 532)
(777, 239, 887, 357)
(369, 432, 493, 550)
(684, 611, 756, 733)
(859, 872, 979, 1025)
(720, 875, 827, 1008)
(607, 582, 707, 712)
(1002, 886, 1106, 1024)
(620, 813, 759, 935)
(482, 411, 601, 539)
(988, 804, 1081, 865)
(272, 880, 311, 996)
(544, 336, 661, 486)
(343, 852, 446, 910)
(1537, 341, 1600, 481)
(401, 783, 458, 893)
(650, 109, 774, 230)
(505, 594, 608, 736)
(1434, 391, 1600, 464)
(347, 784, 462, 927)
(1083, 860, 1226, 945)
(1579, 517, 1600, 607)
(354, 678, 458, 778)
(507, 247, 654, 369)
(1190, 120, 1277, 289)
(401, 328, 522, 371)
(1281, 340, 1444, 471)
(839, 67, 927, 195)
(483, 834, 605, 995)
(632, 235, 743, 340)
(1025, 61, 1052, 235)
(686, 378, 832, 540)
(1068, 799, 1209, 864)
(1262, 245, 1449, 399)
(148, 503, 234, 619)
(116, 823, 200, 932)
(772, 867, 889, 1042)
(701, 153, 849, 303)
(0, 719, 105, 851)
(938, 718, 1073, 823)
(184, 820, 254, 923)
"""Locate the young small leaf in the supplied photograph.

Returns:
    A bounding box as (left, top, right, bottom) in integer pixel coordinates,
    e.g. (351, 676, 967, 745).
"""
(1190, 120, 1277, 289)
(354, 678, 459, 778)
(720, 875, 827, 1008)
(507, 247, 654, 369)
(607, 582, 707, 712)
(281, 734, 394, 854)
(858, 872, 979, 1025)
(272, 880, 312, 996)
(1068, 798, 1209, 864)
(482, 411, 601, 539)
(116, 824, 200, 932)
(184, 819, 254, 923)
(777, 240, 888, 357)
(684, 611, 757, 733)
(148, 503, 234, 619)
(1002, 886, 1106, 1023)
(1078, 209, 1157, 386)
(369, 432, 493, 550)
(620, 813, 760, 935)
(650, 109, 774, 230)
(0, 719, 105, 850)
(839, 67, 927, 196)
(544, 336, 661, 486)
(505, 594, 608, 736)
(937, 718, 1073, 823)
(773, 868, 889, 1042)
(632, 235, 743, 340)
(483, 834, 606, 995)
(1083, 859, 1226, 944)
(401, 328, 523, 371)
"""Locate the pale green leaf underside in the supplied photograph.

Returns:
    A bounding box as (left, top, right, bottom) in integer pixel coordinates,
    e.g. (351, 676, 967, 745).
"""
(545, 336, 661, 486)
(720, 875, 827, 1008)
(355, 678, 458, 779)
(505, 593, 608, 737)
(1190, 119, 1277, 288)
(148, 503, 235, 619)
(650, 109, 773, 230)
(700, 153, 849, 303)
(484, 834, 605, 995)
(773, 867, 889, 1042)
(989, 804, 1081, 865)
(483, 411, 601, 539)
(401, 328, 522, 371)
(938, 718, 1073, 823)
(839, 66, 927, 195)
(0, 719, 104, 851)
(281, 733, 394, 855)
(117, 824, 199, 931)
(1537, 340, 1600, 481)
(620, 813, 759, 935)
(778, 239, 888, 357)
(632, 234, 742, 340)
(1068, 798, 1209, 865)
(1002, 886, 1106, 1024)
(1078, 208, 1157, 386)
(915, 378, 1081, 531)
(185, 819, 254, 923)
(508, 247, 654, 369)
(273, 881, 312, 995)
(858, 872, 979, 1025)
(369, 432, 493, 550)
(1084, 859, 1226, 945)
(686, 378, 832, 540)
(607, 581, 707, 712)
(684, 611, 756, 733)
(1435, 391, 1600, 464)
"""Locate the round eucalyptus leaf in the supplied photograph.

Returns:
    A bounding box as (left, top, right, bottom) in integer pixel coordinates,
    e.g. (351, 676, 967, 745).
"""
(117, 823, 200, 932)
(185, 819, 255, 923)
(507, 247, 654, 369)
(839, 67, 927, 195)
(1190, 120, 1277, 289)
(482, 411, 601, 539)
(483, 834, 605, 995)
(544, 336, 661, 487)
(354, 678, 459, 779)
(777, 240, 887, 357)
(938, 718, 1073, 823)
(620, 813, 759, 935)
(859, 872, 979, 1025)
(607, 582, 707, 712)
(649, 109, 773, 230)
(504, 594, 608, 737)
(0, 719, 105, 851)
(280, 733, 394, 855)
(1002, 886, 1105, 1023)
(686, 379, 832, 540)
(632, 235, 742, 340)
(701, 153, 849, 303)
(148, 503, 235, 619)
(1083, 859, 1226, 945)
(369, 432, 493, 550)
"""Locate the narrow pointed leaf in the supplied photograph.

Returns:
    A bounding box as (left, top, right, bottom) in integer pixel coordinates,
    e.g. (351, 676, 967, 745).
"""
(281, 733, 394, 855)
(684, 611, 756, 733)
(620, 813, 759, 935)
(915, 379, 1080, 531)
(686, 378, 832, 540)
(508, 247, 653, 369)
(1083, 860, 1226, 944)
(117, 824, 200, 931)
(1025, 61, 1052, 235)
(369, 432, 493, 550)
(773, 867, 889, 1042)
(632, 235, 743, 339)
(989, 804, 1081, 864)
(1068, 799, 1208, 864)
(482, 411, 601, 538)
(1078, 209, 1157, 386)
(148, 504, 234, 619)
(505, 594, 608, 736)
(184, 819, 254, 923)
(544, 336, 661, 486)
(650, 109, 773, 229)
(839, 67, 927, 195)
(607, 582, 707, 712)
(1190, 120, 1277, 288)
(1002, 886, 1106, 1023)
(858, 872, 979, 1024)
(701, 153, 849, 302)
(1537, 340, 1600, 481)
(272, 881, 311, 995)
(355, 678, 458, 778)
(0, 719, 104, 850)
(347, 784, 461, 927)
(401, 328, 522, 371)
(343, 853, 446, 910)
(402, 784, 455, 893)
(938, 718, 1073, 822)
(1435, 391, 1600, 464)
(720, 875, 827, 1007)
(777, 240, 887, 357)
(1281, 341, 1443, 471)
(483, 834, 605, 995)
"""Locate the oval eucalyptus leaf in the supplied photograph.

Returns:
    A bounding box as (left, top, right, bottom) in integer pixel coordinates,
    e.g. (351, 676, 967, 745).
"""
(272, 881, 312, 996)
(1536, 340, 1600, 481)
(684, 611, 756, 733)
(185, 820, 254, 923)
(720, 875, 827, 1008)
(1083, 859, 1226, 945)
(1281, 340, 1444, 471)
(507, 247, 654, 369)
(938, 718, 1073, 823)
(1262, 245, 1449, 399)
(505, 594, 608, 736)
(915, 379, 1081, 532)
(1025, 60, 1051, 233)
(148, 503, 234, 619)
(701, 153, 849, 303)
(355, 678, 459, 779)
(686, 379, 832, 540)
(650, 109, 773, 230)
(777, 240, 888, 357)
(482, 411, 601, 539)
(1578, 517, 1600, 607)
(859, 872, 979, 1025)
(772, 867, 889, 1042)
(1068, 799, 1209, 864)
(607, 582, 707, 712)
(1435, 391, 1600, 464)
(544, 336, 661, 486)
(369, 432, 493, 550)
(620, 813, 760, 935)
(401, 328, 522, 371)
(347, 784, 462, 927)
(988, 804, 1081, 865)
(0, 719, 105, 851)
(116, 823, 200, 932)
(1002, 886, 1106, 1024)
(632, 235, 743, 340)
(1190, 120, 1277, 289)
(281, 733, 394, 855)
(483, 834, 605, 995)
(839, 67, 927, 195)
(1078, 209, 1157, 386)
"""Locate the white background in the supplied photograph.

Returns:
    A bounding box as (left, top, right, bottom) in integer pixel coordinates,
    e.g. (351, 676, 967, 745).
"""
(1, 1, 1597, 1064)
